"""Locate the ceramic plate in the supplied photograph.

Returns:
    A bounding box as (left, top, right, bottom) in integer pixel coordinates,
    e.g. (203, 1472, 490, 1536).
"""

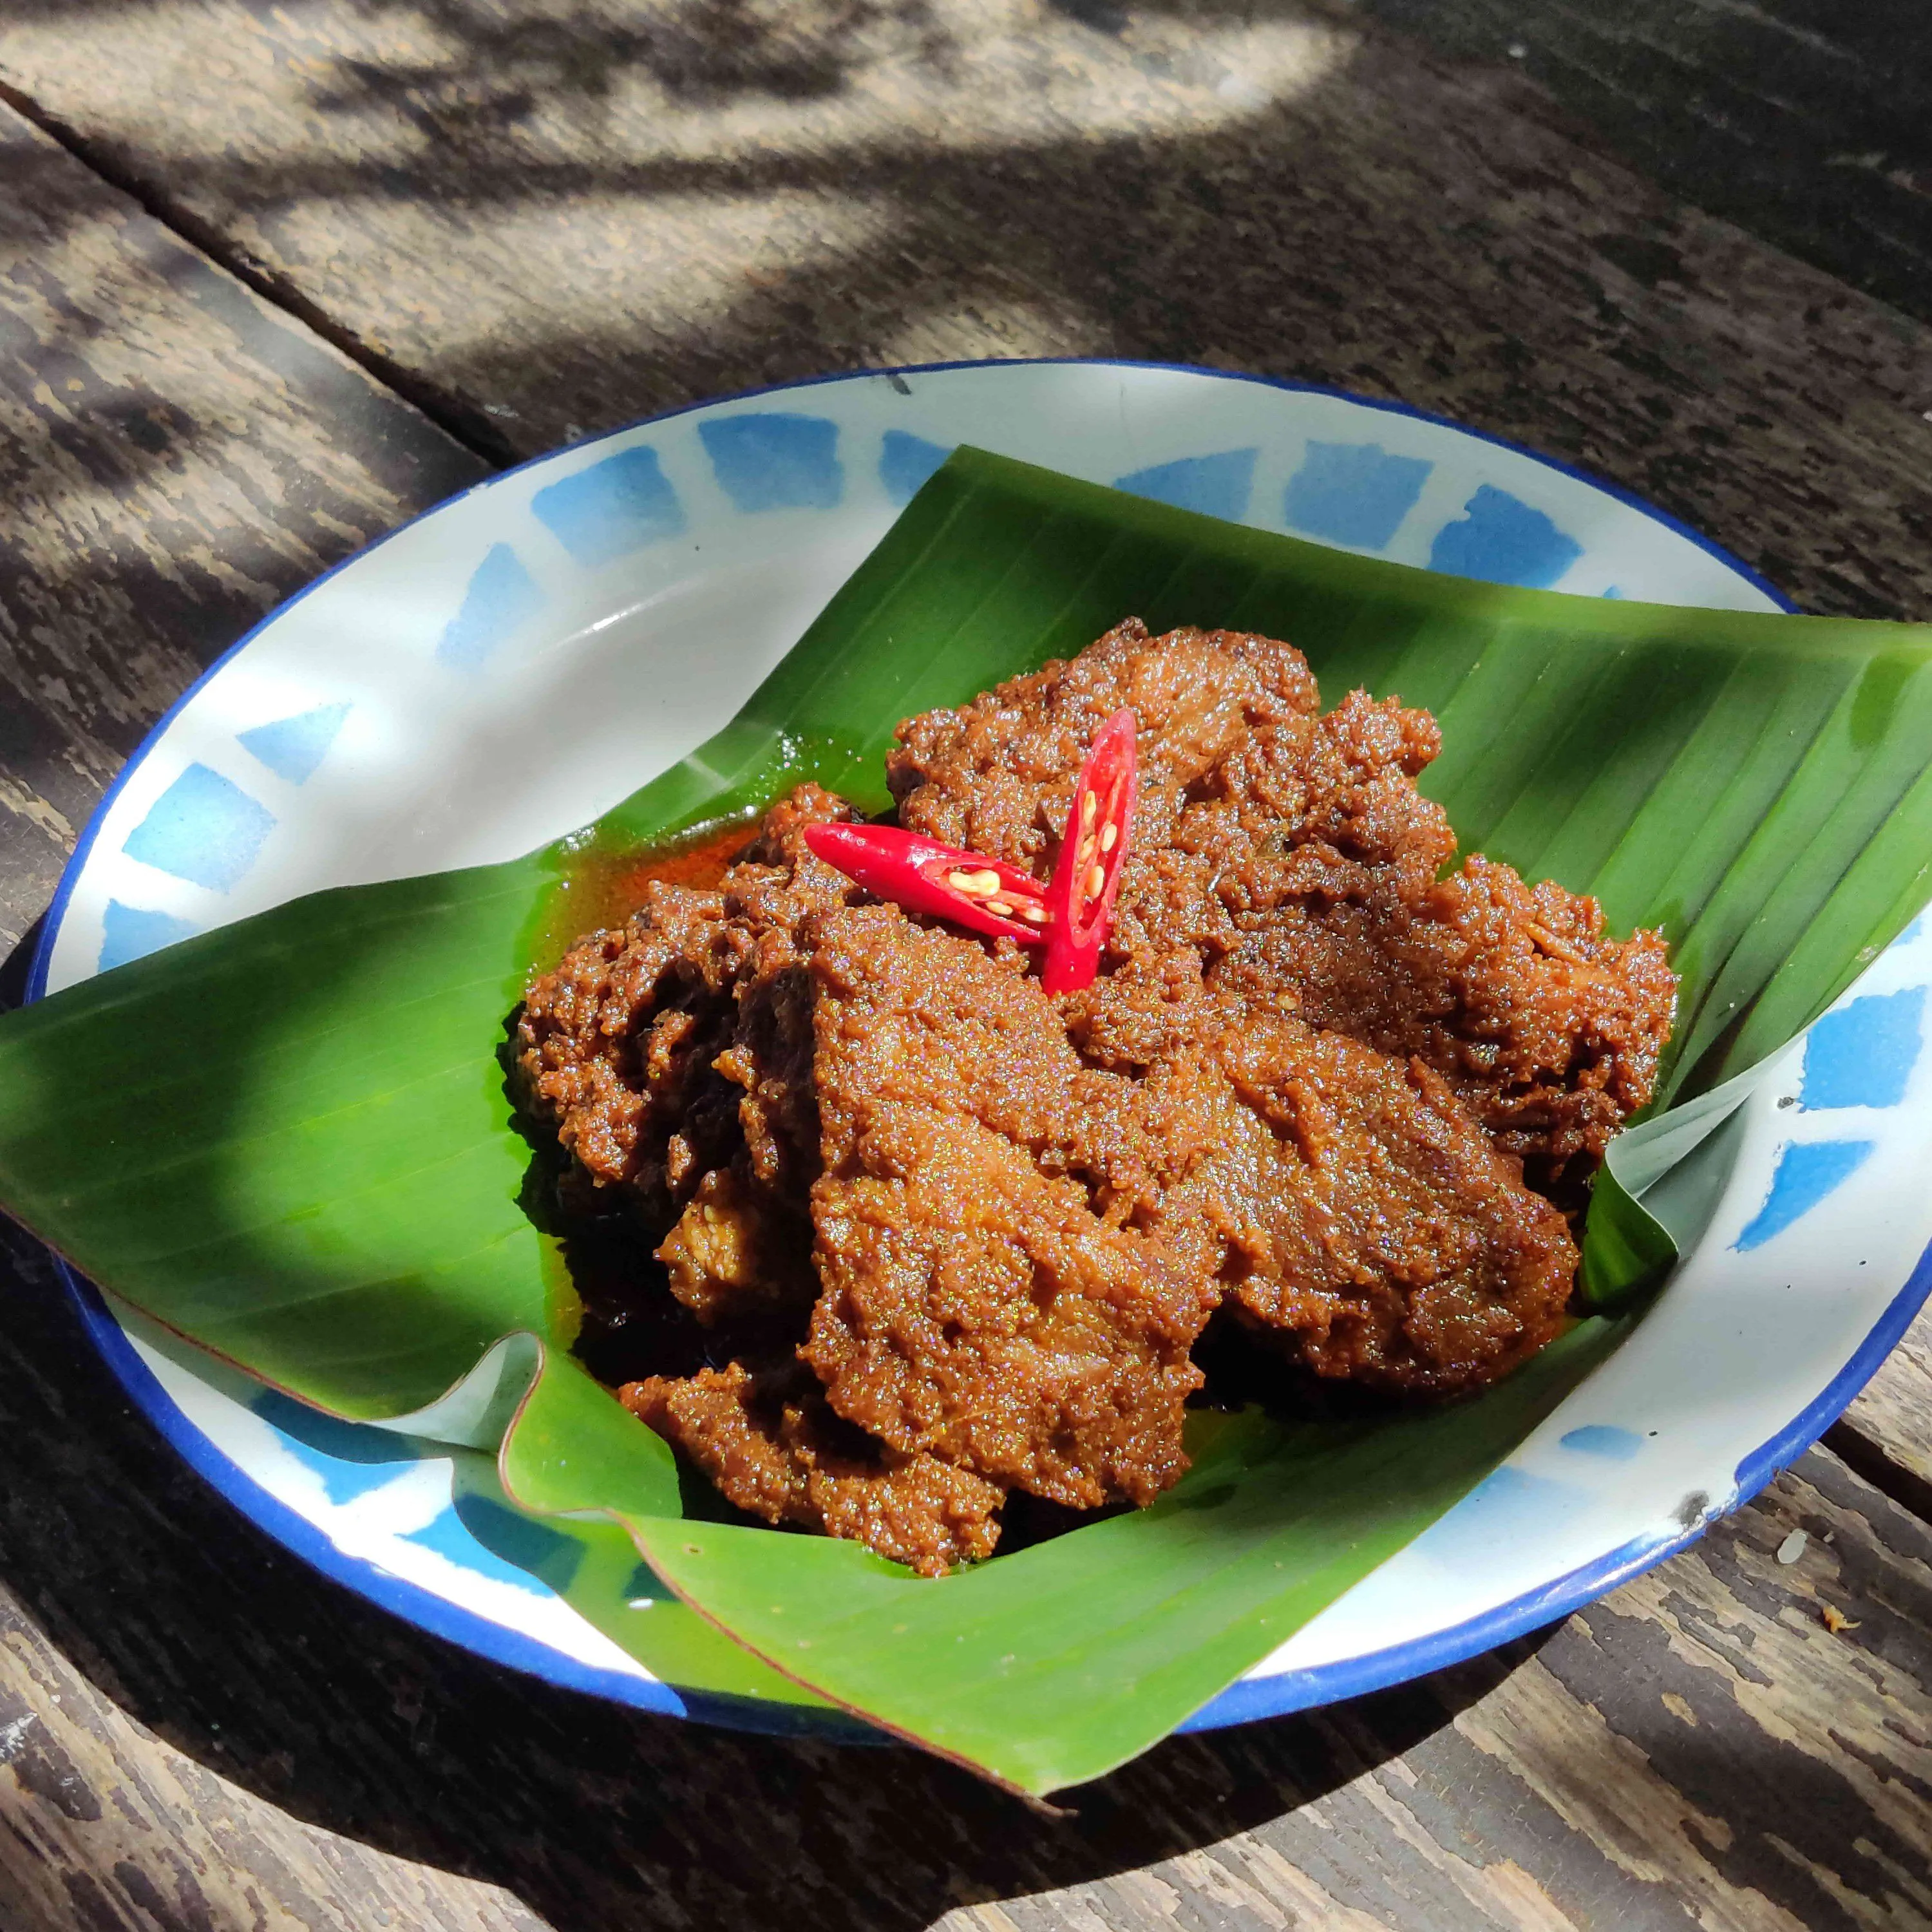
(31, 361, 1932, 1736)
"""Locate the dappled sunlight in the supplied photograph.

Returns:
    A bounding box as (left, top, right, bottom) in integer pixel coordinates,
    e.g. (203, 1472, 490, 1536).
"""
(11, 0, 1929, 659)
(0, 0, 1354, 169)
(325, 184, 906, 373)
(872, 285, 1095, 363)
(0, 206, 428, 712)
(464, 1, 1356, 155)
(0, 120, 484, 949)
(0, 0, 1358, 445)
(4, 1, 1932, 1924)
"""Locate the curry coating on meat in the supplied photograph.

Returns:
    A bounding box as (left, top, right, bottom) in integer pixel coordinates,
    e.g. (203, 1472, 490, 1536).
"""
(893, 618, 1674, 1193)
(804, 904, 1215, 1510)
(519, 786, 1023, 1574)
(621, 1362, 1005, 1575)
(1052, 954, 1580, 1396)
(516, 783, 853, 1318)
(515, 620, 1675, 1575)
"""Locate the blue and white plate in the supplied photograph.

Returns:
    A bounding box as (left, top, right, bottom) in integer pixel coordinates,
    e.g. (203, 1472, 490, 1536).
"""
(31, 361, 1932, 1734)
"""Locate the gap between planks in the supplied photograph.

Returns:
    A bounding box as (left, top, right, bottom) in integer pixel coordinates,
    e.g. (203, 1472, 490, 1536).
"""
(0, 74, 516, 469)
(5, 27, 1931, 1538)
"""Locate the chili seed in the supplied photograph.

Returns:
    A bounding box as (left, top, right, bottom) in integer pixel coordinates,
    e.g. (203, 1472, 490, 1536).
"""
(1081, 791, 1097, 829)
(986, 899, 1013, 916)
(1099, 822, 1118, 853)
(1086, 864, 1106, 900)
(946, 867, 1001, 895)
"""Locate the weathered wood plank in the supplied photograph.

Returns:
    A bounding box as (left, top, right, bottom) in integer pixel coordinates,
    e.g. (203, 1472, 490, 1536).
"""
(0, 102, 486, 955)
(0, 1575, 544, 1932)
(0, 8, 1930, 1927)
(1353, 0, 1932, 328)
(1, 0, 1929, 622)
(2, 1206, 1929, 1932)
(1837, 1302, 1932, 1511)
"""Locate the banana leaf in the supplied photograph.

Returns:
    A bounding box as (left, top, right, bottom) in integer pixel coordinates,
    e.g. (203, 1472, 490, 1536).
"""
(3, 446, 1931, 1795)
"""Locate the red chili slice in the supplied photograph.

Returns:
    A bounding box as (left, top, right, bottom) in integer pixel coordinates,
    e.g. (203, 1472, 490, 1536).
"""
(802, 820, 1050, 945)
(1041, 708, 1138, 995)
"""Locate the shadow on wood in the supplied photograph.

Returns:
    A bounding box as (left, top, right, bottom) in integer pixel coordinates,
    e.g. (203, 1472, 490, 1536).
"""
(5, 0, 1931, 639)
(0, 1204, 1535, 1932)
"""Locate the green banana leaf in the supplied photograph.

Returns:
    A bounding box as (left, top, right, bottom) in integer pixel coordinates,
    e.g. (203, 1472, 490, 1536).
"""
(4, 446, 1931, 1795)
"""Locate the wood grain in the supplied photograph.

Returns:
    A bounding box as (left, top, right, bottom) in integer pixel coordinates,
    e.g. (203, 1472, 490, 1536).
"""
(0, 101, 486, 956)
(3, 1206, 1929, 1932)
(1838, 1302, 1932, 1511)
(1353, 0, 1932, 329)
(1, 1, 1929, 622)
(0, 1577, 543, 1932)
(1, 7, 1931, 1928)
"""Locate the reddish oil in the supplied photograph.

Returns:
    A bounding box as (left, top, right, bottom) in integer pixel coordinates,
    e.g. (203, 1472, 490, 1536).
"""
(523, 814, 759, 980)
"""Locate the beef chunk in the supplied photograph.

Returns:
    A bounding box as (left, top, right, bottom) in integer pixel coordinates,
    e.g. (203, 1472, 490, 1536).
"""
(623, 1362, 1004, 1575)
(804, 905, 1213, 1509)
(515, 783, 856, 1320)
(515, 880, 739, 1226)
(1034, 946, 1577, 1394)
(891, 628, 1674, 1183)
(1160, 1013, 1577, 1392)
(889, 616, 1321, 871)
(524, 620, 1675, 1575)
(655, 1166, 817, 1326)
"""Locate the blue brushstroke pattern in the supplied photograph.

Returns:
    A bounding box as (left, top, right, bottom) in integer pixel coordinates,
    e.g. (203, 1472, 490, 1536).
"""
(1801, 987, 1925, 1111)
(532, 446, 687, 565)
(1602, 585, 1625, 600)
(1401, 1465, 1586, 1564)
(406, 1505, 560, 1596)
(453, 1493, 586, 1593)
(879, 431, 952, 505)
(122, 763, 276, 892)
(1429, 485, 1584, 588)
(236, 701, 350, 785)
(251, 1388, 423, 1508)
(699, 413, 843, 512)
(1115, 448, 1257, 522)
(1282, 442, 1432, 550)
(1735, 1139, 1877, 1252)
(437, 544, 544, 670)
(99, 900, 200, 973)
(1559, 1424, 1643, 1462)
(1901, 914, 1927, 945)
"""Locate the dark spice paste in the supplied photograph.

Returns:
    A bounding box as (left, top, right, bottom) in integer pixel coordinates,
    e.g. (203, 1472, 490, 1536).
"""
(514, 621, 1676, 1574)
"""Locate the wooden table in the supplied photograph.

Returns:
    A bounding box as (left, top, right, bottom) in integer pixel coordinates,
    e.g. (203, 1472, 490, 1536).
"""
(2, 3, 1931, 1926)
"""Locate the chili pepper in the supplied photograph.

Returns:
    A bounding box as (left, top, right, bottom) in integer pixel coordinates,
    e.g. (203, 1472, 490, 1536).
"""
(1041, 707, 1138, 995)
(802, 820, 1050, 945)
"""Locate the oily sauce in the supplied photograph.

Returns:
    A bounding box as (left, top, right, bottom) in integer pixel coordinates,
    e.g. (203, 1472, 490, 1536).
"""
(523, 814, 759, 982)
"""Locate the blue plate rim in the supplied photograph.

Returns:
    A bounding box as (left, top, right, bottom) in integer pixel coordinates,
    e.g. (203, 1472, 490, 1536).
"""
(38, 355, 1917, 1748)
(21, 352, 1799, 1007)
